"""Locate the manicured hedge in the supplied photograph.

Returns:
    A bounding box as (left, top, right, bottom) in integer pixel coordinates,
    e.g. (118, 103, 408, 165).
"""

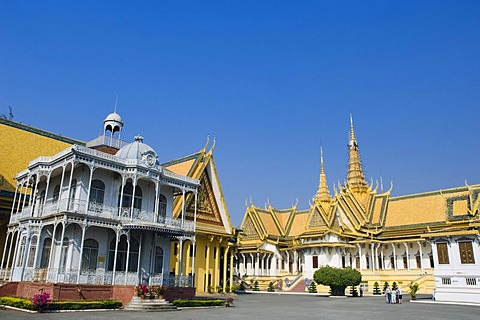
(172, 299, 225, 307)
(0, 297, 122, 311)
(0, 297, 34, 310)
(48, 300, 122, 310)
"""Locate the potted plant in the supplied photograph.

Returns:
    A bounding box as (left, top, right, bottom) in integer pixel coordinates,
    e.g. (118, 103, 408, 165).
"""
(155, 286, 166, 299)
(409, 282, 420, 300)
(136, 284, 149, 299)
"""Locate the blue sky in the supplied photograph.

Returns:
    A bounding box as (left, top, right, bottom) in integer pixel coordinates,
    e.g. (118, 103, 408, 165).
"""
(1, 1, 479, 227)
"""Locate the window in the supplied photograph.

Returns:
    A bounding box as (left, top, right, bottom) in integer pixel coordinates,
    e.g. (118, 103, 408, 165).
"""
(27, 236, 38, 267)
(416, 255, 421, 268)
(81, 239, 99, 271)
(60, 237, 69, 271)
(437, 243, 449, 264)
(40, 238, 52, 268)
(70, 179, 77, 201)
(403, 256, 408, 269)
(53, 185, 60, 202)
(355, 256, 360, 269)
(341, 256, 345, 268)
(89, 180, 105, 205)
(17, 236, 26, 267)
(390, 256, 395, 269)
(312, 256, 318, 269)
(159, 194, 167, 219)
(365, 256, 370, 269)
(154, 246, 163, 273)
(108, 236, 139, 272)
(119, 182, 142, 210)
(459, 241, 475, 264)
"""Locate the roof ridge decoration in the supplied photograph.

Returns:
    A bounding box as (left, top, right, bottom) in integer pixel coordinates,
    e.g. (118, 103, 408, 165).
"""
(346, 114, 368, 194)
(313, 147, 331, 204)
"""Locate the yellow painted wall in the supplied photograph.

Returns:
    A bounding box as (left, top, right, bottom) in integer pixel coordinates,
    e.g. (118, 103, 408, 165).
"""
(0, 120, 80, 192)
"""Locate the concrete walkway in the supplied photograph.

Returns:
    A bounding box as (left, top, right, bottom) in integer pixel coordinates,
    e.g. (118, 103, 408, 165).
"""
(0, 293, 478, 320)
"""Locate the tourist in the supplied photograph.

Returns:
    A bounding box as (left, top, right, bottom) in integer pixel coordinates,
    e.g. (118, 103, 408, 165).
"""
(397, 288, 402, 304)
(385, 286, 391, 303)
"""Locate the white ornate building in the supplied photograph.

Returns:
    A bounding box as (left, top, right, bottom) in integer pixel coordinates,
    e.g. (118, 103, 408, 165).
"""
(0, 112, 200, 287)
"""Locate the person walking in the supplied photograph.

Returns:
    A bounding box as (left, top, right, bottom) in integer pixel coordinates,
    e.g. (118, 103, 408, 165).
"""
(360, 285, 364, 297)
(397, 288, 403, 304)
(385, 286, 391, 303)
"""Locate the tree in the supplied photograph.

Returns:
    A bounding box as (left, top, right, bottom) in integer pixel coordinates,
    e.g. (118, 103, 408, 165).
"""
(313, 266, 362, 296)
(267, 282, 275, 292)
(373, 281, 381, 295)
(253, 280, 260, 291)
(308, 281, 318, 293)
(392, 281, 398, 291)
(409, 282, 420, 300)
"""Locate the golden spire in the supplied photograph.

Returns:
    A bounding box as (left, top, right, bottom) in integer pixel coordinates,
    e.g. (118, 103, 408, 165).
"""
(314, 147, 331, 203)
(346, 114, 368, 193)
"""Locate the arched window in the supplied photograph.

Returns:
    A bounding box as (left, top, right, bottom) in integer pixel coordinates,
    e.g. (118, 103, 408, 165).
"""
(53, 185, 60, 202)
(27, 235, 38, 267)
(70, 179, 77, 201)
(107, 236, 139, 272)
(154, 246, 163, 273)
(39, 190, 46, 205)
(119, 182, 142, 210)
(159, 195, 167, 219)
(40, 238, 52, 268)
(89, 180, 105, 205)
(81, 239, 99, 271)
(60, 237, 69, 272)
(16, 236, 27, 267)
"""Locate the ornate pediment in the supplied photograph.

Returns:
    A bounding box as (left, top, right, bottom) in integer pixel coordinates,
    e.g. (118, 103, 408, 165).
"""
(241, 214, 261, 239)
(185, 172, 223, 226)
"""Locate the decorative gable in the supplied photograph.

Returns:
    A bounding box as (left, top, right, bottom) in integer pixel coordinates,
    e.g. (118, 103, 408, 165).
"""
(309, 208, 327, 228)
(242, 214, 261, 240)
(185, 172, 223, 226)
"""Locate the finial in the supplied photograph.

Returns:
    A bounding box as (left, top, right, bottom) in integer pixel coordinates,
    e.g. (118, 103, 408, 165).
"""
(114, 94, 118, 113)
(350, 113, 355, 141)
(134, 135, 144, 142)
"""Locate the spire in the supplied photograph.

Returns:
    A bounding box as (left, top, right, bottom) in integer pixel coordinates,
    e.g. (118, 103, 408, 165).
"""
(314, 147, 331, 203)
(346, 114, 368, 193)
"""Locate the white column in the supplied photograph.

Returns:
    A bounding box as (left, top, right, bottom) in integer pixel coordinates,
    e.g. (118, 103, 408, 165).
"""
(370, 243, 375, 270)
(379, 245, 384, 269)
(154, 181, 160, 220)
(21, 181, 29, 211)
(118, 176, 125, 217)
(112, 231, 120, 285)
(9, 231, 22, 281)
(48, 223, 58, 269)
(76, 224, 87, 284)
(43, 173, 51, 211)
(16, 182, 25, 214)
(136, 233, 143, 285)
(392, 243, 397, 271)
(178, 239, 184, 276)
(0, 232, 11, 275)
(130, 179, 137, 219)
(57, 165, 66, 211)
(66, 162, 75, 210)
(417, 241, 424, 270)
(30, 176, 39, 216)
(10, 185, 19, 216)
(357, 244, 363, 270)
(85, 165, 94, 214)
(293, 250, 298, 273)
(20, 229, 32, 280)
(404, 243, 410, 270)
(31, 230, 41, 270)
(125, 232, 131, 284)
(181, 188, 186, 226)
(191, 191, 197, 286)
(55, 223, 66, 283)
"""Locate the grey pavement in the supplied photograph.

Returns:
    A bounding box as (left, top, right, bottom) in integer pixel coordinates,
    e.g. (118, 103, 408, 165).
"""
(1, 293, 479, 320)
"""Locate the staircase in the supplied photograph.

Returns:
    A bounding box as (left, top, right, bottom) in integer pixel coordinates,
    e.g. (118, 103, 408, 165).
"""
(124, 296, 179, 312)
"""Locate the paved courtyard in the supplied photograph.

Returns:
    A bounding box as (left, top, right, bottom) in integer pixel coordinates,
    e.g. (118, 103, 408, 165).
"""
(1, 293, 479, 320)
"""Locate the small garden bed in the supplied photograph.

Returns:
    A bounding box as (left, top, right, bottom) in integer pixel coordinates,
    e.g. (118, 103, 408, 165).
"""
(173, 297, 234, 307)
(0, 295, 122, 312)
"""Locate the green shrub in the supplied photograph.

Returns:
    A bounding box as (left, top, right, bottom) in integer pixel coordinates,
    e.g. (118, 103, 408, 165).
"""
(172, 299, 224, 307)
(267, 282, 275, 292)
(0, 296, 34, 310)
(47, 300, 122, 310)
(392, 282, 398, 291)
(0, 297, 122, 311)
(253, 281, 260, 291)
(308, 282, 317, 293)
(373, 281, 381, 295)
